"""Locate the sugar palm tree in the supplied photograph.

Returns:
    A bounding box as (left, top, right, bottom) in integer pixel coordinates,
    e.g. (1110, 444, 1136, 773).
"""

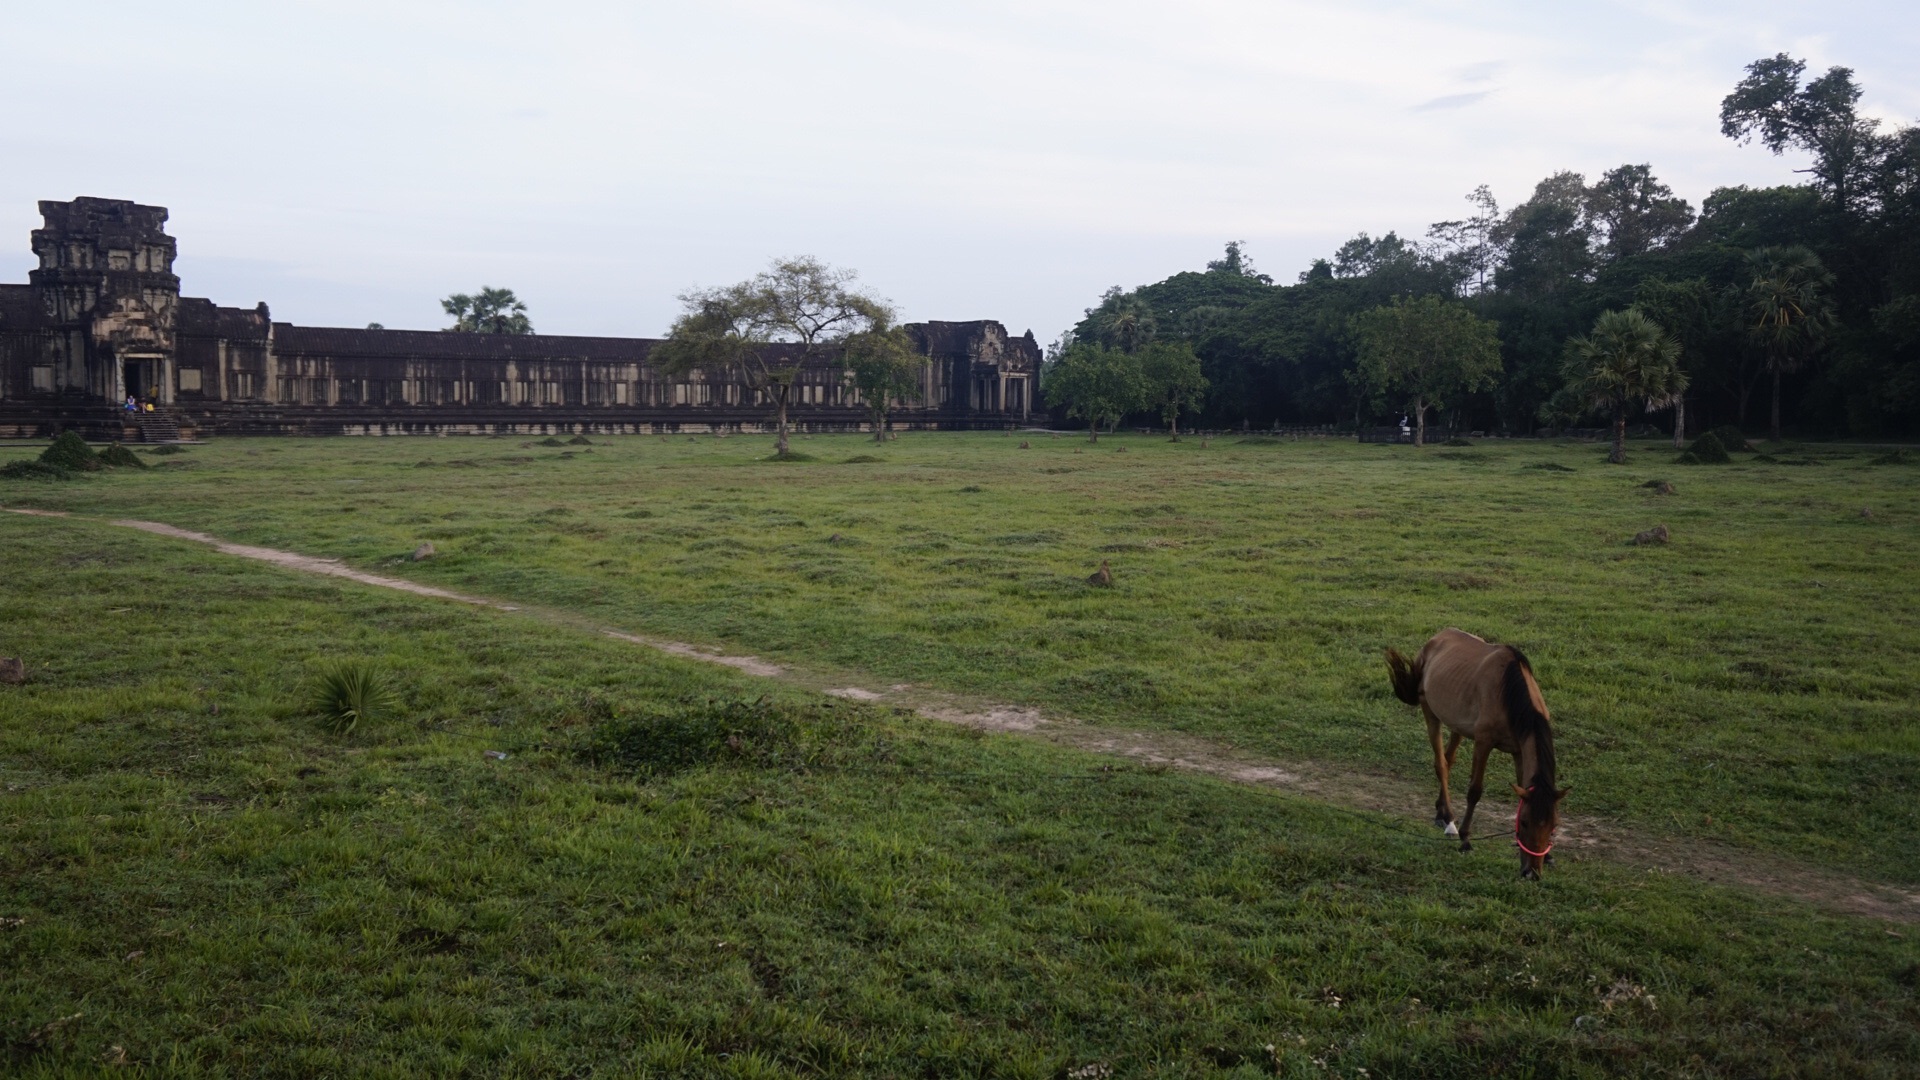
(1562, 309, 1685, 464)
(1746, 246, 1836, 442)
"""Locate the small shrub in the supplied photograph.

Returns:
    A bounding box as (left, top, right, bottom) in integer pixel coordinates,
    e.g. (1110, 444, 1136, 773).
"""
(0, 460, 73, 482)
(536, 437, 567, 447)
(843, 454, 885, 464)
(566, 434, 594, 445)
(307, 661, 401, 735)
(761, 451, 817, 463)
(40, 431, 101, 472)
(1679, 432, 1730, 464)
(140, 444, 188, 456)
(98, 444, 148, 469)
(1524, 462, 1575, 472)
(581, 697, 852, 777)
(958, 484, 984, 493)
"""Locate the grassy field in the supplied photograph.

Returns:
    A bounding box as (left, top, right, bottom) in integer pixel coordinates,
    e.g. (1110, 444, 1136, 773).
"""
(3, 511, 1918, 1076)
(3, 431, 1916, 883)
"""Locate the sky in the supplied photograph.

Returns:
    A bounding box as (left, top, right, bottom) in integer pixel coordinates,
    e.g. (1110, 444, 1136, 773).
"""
(2, 1, 1916, 345)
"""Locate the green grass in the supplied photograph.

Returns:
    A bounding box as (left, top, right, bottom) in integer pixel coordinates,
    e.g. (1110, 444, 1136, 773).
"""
(3, 514, 1918, 1076)
(5, 431, 1916, 883)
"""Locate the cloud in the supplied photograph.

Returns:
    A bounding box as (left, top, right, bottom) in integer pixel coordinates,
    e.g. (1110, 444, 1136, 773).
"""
(1453, 60, 1506, 83)
(1413, 90, 1496, 111)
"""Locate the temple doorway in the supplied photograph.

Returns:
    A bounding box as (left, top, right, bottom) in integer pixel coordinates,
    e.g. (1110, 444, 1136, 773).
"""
(123, 361, 145, 401)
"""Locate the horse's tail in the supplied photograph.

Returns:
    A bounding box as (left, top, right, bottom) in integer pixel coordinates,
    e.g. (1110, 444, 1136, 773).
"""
(1384, 647, 1423, 706)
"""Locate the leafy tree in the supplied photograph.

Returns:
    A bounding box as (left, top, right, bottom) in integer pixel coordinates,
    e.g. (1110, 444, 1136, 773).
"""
(842, 322, 922, 443)
(1138, 341, 1208, 440)
(1586, 164, 1695, 261)
(1562, 309, 1686, 463)
(442, 287, 533, 334)
(1206, 241, 1273, 283)
(1081, 288, 1158, 353)
(1494, 173, 1597, 298)
(1632, 277, 1740, 446)
(1426, 185, 1503, 294)
(1043, 345, 1145, 442)
(1350, 296, 1502, 446)
(652, 257, 889, 458)
(1721, 54, 1887, 215)
(1746, 245, 1838, 441)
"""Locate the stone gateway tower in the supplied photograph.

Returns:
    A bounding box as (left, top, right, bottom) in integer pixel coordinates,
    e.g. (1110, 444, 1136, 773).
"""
(0, 197, 1042, 440)
(26, 198, 183, 405)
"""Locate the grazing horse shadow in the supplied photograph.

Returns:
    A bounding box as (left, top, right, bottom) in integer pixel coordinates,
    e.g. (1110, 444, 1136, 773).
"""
(1386, 628, 1568, 879)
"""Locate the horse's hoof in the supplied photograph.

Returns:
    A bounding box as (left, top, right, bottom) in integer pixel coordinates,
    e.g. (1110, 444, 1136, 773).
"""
(1521, 868, 1540, 881)
(1443, 821, 1459, 838)
(1458, 841, 1473, 853)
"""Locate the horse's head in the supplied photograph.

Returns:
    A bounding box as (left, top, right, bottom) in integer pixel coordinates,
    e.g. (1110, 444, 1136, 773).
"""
(1512, 783, 1568, 879)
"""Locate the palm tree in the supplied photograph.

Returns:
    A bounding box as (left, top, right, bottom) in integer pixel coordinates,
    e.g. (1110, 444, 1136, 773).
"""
(1746, 246, 1836, 442)
(1562, 309, 1684, 464)
(442, 286, 534, 334)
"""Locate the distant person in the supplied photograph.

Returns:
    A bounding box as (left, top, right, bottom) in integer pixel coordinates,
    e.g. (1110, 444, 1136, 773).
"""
(143, 400, 155, 413)
(124, 395, 136, 412)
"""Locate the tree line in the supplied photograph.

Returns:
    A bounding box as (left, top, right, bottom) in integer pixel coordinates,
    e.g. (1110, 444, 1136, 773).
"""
(1045, 54, 1920, 442)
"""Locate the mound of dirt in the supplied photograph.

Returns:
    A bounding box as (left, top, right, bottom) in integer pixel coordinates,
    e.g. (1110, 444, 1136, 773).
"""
(1678, 432, 1730, 465)
(1632, 524, 1671, 546)
(98, 444, 147, 469)
(40, 431, 101, 472)
(566, 434, 593, 445)
(536, 437, 567, 447)
(0, 460, 73, 482)
(1640, 479, 1675, 494)
(1702, 425, 1755, 452)
(1525, 462, 1576, 472)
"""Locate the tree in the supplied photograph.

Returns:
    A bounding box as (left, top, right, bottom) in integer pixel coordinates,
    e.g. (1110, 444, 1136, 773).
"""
(843, 322, 922, 443)
(442, 287, 533, 334)
(1586, 164, 1695, 261)
(1082, 288, 1158, 353)
(1043, 345, 1145, 442)
(1206, 241, 1273, 283)
(1746, 245, 1837, 441)
(1562, 309, 1686, 464)
(1138, 341, 1208, 440)
(1426, 185, 1503, 294)
(1349, 296, 1502, 446)
(1493, 173, 1597, 298)
(1632, 278, 1739, 446)
(652, 257, 889, 458)
(1721, 54, 1887, 215)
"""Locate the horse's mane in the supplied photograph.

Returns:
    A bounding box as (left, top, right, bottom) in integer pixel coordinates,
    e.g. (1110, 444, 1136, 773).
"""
(1503, 647, 1557, 793)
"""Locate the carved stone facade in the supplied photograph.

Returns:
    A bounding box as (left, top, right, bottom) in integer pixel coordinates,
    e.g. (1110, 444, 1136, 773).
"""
(0, 198, 1042, 439)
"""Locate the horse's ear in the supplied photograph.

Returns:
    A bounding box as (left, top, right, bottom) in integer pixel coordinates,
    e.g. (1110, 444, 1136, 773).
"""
(1555, 785, 1571, 801)
(1511, 784, 1530, 799)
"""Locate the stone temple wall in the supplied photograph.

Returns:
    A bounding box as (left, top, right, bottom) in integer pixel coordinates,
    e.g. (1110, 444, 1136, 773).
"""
(0, 197, 1044, 439)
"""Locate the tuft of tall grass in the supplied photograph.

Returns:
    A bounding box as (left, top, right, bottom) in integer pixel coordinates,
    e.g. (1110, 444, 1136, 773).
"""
(581, 696, 854, 776)
(306, 660, 401, 734)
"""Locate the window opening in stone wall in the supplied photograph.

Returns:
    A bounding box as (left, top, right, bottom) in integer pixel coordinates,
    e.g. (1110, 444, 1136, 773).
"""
(232, 372, 255, 399)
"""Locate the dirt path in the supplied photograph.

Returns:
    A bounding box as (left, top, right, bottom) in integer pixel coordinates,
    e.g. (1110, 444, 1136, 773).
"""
(9, 506, 1919, 924)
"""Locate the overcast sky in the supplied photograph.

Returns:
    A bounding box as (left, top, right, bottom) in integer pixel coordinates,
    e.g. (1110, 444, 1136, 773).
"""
(2, 1, 1915, 344)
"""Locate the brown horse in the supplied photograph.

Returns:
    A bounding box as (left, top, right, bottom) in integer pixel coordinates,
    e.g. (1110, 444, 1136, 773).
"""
(1386, 628, 1567, 879)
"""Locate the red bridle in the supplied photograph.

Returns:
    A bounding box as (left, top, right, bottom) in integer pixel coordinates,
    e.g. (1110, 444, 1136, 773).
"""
(1514, 796, 1553, 859)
